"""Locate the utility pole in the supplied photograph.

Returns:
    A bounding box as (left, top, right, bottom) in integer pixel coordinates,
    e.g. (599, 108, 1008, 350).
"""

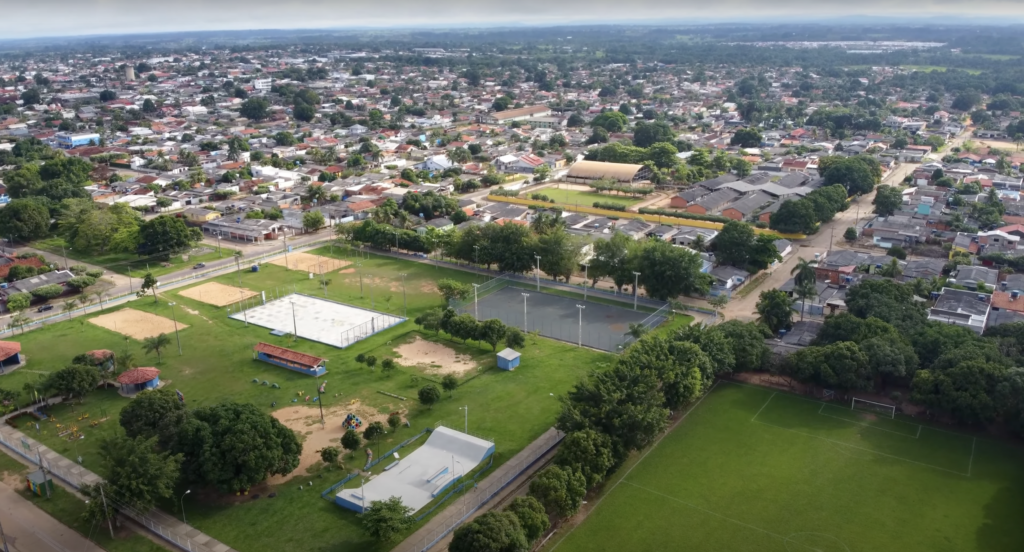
(581, 263, 589, 301)
(473, 283, 479, 320)
(400, 273, 408, 316)
(535, 255, 541, 291)
(100, 485, 114, 538)
(168, 302, 182, 355)
(521, 293, 530, 332)
(632, 272, 641, 311)
(576, 304, 585, 347)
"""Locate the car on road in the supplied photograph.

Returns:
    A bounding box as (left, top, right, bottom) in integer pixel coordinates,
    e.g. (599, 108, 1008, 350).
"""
(37, 304, 54, 312)
(193, 263, 206, 269)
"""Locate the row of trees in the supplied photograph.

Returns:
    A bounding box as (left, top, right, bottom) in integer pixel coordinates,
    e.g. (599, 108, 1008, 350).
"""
(768, 183, 853, 235)
(755, 279, 1024, 431)
(414, 306, 527, 352)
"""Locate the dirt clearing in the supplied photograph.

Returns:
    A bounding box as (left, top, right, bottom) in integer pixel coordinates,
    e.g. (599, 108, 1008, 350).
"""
(179, 282, 259, 307)
(393, 336, 478, 376)
(269, 401, 398, 484)
(89, 309, 188, 340)
(268, 253, 351, 274)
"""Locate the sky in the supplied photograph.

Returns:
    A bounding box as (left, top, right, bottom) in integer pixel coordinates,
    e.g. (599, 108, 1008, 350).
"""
(6, 1, 1024, 39)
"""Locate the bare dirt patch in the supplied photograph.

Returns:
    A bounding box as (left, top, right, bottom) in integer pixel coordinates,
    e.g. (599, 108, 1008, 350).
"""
(393, 336, 478, 376)
(179, 282, 259, 307)
(89, 308, 188, 340)
(339, 268, 356, 274)
(419, 282, 439, 294)
(179, 305, 213, 324)
(269, 252, 351, 274)
(269, 401, 398, 484)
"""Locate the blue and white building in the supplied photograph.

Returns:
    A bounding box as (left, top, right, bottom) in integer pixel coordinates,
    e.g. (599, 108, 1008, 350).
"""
(55, 132, 101, 150)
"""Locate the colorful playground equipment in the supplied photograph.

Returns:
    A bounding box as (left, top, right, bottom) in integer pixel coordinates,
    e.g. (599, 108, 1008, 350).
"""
(342, 413, 363, 431)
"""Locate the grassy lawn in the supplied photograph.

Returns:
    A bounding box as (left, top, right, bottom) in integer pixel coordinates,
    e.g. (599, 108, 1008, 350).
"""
(903, 65, 984, 75)
(550, 383, 1024, 552)
(33, 237, 237, 278)
(531, 184, 644, 208)
(0, 247, 616, 552)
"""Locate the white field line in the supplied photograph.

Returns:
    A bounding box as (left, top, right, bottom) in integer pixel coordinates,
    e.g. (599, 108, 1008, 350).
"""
(751, 393, 777, 422)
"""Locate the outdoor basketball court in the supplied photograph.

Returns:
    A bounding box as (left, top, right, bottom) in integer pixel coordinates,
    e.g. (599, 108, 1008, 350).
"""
(459, 285, 666, 352)
(229, 293, 405, 348)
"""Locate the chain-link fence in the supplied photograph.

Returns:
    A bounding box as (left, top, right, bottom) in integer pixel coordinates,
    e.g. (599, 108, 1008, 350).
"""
(400, 429, 564, 552)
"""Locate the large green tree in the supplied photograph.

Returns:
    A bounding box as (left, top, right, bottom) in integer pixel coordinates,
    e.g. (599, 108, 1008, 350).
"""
(175, 402, 301, 492)
(0, 199, 50, 241)
(45, 365, 101, 400)
(239, 97, 270, 121)
(717, 321, 771, 372)
(359, 496, 413, 542)
(528, 465, 587, 519)
(873, 185, 903, 217)
(505, 496, 549, 543)
(554, 429, 615, 488)
(449, 510, 529, 552)
(118, 388, 188, 450)
(99, 434, 182, 512)
(756, 289, 794, 333)
(137, 215, 202, 259)
(634, 239, 712, 300)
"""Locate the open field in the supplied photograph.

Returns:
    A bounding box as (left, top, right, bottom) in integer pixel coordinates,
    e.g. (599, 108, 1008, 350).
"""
(533, 183, 644, 208)
(178, 281, 259, 307)
(902, 65, 984, 75)
(89, 308, 187, 340)
(551, 382, 1024, 552)
(0, 247, 623, 552)
(33, 237, 236, 278)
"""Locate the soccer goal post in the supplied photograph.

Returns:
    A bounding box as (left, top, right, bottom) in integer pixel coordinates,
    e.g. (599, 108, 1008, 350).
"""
(851, 397, 896, 419)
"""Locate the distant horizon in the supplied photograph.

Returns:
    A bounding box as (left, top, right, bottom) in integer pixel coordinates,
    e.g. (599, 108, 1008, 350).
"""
(6, 1, 1024, 41)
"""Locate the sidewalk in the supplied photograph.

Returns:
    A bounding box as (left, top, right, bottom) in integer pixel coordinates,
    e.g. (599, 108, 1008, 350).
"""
(396, 428, 564, 552)
(0, 423, 238, 552)
(0, 483, 105, 552)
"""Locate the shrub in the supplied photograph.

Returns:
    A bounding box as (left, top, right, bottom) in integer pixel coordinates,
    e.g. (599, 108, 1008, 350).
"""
(355, 353, 366, 363)
(69, 265, 89, 276)
(85, 269, 104, 279)
(67, 276, 98, 290)
(30, 284, 64, 300)
(638, 207, 733, 224)
(593, 201, 627, 212)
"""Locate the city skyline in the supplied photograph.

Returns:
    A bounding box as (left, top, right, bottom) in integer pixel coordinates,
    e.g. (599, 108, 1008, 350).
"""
(5, 1, 1024, 40)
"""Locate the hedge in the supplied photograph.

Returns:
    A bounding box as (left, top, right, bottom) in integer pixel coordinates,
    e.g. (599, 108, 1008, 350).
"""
(593, 202, 627, 212)
(638, 207, 733, 224)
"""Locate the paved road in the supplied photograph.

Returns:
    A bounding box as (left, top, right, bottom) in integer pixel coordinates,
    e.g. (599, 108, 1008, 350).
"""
(717, 161, 920, 322)
(0, 483, 105, 552)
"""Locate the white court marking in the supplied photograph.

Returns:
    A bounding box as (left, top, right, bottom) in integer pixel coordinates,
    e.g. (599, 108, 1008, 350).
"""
(229, 293, 404, 348)
(816, 403, 923, 439)
(621, 481, 848, 552)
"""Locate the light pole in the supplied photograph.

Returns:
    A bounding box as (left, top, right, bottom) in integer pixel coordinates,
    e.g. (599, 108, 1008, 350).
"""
(60, 244, 70, 270)
(290, 300, 298, 337)
(472, 283, 480, 319)
(168, 302, 182, 355)
(632, 271, 641, 311)
(282, 231, 290, 268)
(473, 245, 480, 267)
(581, 263, 589, 301)
(576, 304, 585, 347)
(521, 293, 530, 332)
(180, 489, 191, 524)
(534, 255, 541, 291)
(400, 273, 408, 316)
(356, 262, 363, 297)
(239, 291, 248, 326)
(216, 234, 222, 257)
(460, 405, 468, 433)
(393, 229, 399, 252)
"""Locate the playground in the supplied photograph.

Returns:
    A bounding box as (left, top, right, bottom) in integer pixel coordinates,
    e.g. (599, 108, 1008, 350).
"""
(393, 336, 478, 376)
(268, 252, 351, 274)
(179, 282, 259, 307)
(461, 283, 668, 352)
(88, 308, 188, 340)
(269, 401, 398, 485)
(229, 293, 406, 348)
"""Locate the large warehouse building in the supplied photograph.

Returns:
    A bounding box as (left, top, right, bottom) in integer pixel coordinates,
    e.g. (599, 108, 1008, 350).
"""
(564, 160, 652, 184)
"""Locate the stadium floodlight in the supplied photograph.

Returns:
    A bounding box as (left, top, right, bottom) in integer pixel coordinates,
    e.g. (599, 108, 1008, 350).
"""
(852, 397, 896, 419)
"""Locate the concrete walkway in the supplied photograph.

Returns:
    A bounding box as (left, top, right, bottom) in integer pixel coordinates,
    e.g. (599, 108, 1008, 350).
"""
(0, 482, 106, 552)
(0, 423, 238, 552)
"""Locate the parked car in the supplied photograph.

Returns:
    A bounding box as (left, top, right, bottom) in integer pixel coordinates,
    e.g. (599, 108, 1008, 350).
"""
(193, 263, 206, 269)
(37, 304, 54, 312)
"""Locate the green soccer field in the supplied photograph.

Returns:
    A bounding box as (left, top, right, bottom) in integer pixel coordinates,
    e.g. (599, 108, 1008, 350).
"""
(528, 185, 643, 208)
(551, 382, 1024, 552)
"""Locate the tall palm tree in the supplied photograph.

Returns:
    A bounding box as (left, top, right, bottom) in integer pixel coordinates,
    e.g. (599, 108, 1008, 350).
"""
(794, 281, 817, 322)
(233, 250, 244, 286)
(624, 323, 649, 340)
(879, 258, 903, 279)
(62, 300, 77, 320)
(691, 235, 707, 252)
(93, 291, 106, 310)
(790, 257, 817, 287)
(142, 333, 172, 363)
(77, 294, 91, 313)
(10, 314, 30, 335)
(116, 348, 137, 374)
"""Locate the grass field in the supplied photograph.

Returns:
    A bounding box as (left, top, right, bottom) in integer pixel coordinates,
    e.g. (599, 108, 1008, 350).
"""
(533, 184, 644, 208)
(903, 65, 984, 75)
(33, 236, 237, 277)
(550, 382, 1024, 552)
(0, 246, 632, 552)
